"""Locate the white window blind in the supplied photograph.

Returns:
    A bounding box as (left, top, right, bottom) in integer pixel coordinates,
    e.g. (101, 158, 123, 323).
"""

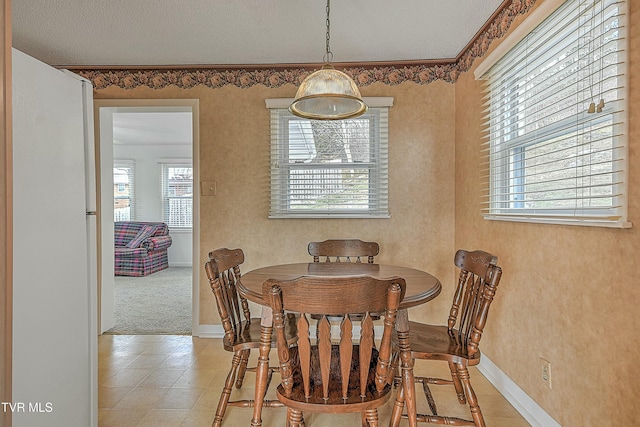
(160, 163, 193, 228)
(479, 0, 630, 227)
(114, 161, 135, 221)
(267, 98, 392, 218)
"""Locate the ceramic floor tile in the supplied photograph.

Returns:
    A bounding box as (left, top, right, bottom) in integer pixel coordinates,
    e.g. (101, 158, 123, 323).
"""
(173, 368, 218, 388)
(136, 409, 190, 427)
(126, 354, 172, 369)
(98, 408, 148, 427)
(155, 387, 207, 410)
(98, 335, 532, 427)
(190, 389, 222, 413)
(99, 385, 134, 409)
(101, 367, 153, 387)
(112, 386, 170, 410)
(178, 409, 214, 427)
(159, 352, 198, 369)
(138, 369, 186, 388)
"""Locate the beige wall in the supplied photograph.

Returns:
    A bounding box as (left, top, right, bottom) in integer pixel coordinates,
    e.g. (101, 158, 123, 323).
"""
(454, 1, 640, 426)
(94, 80, 457, 325)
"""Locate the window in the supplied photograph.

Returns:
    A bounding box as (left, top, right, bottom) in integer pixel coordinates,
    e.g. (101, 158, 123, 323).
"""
(267, 98, 392, 218)
(478, 0, 630, 227)
(114, 161, 135, 221)
(160, 163, 193, 228)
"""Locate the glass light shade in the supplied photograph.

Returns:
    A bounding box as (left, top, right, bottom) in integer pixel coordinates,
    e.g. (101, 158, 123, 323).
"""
(289, 64, 367, 120)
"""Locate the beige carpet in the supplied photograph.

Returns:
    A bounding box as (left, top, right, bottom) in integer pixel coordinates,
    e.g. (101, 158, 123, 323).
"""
(106, 267, 192, 335)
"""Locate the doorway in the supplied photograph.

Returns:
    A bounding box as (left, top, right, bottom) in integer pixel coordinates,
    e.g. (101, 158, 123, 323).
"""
(94, 99, 200, 335)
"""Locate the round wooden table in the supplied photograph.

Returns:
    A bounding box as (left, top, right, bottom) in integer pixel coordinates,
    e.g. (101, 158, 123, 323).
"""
(240, 262, 442, 427)
(240, 262, 442, 309)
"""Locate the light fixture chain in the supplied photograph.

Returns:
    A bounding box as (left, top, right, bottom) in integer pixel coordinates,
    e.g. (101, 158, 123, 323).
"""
(325, 0, 333, 62)
(289, 0, 366, 120)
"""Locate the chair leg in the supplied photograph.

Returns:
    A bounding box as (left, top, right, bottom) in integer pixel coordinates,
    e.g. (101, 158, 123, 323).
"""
(389, 372, 406, 427)
(456, 364, 485, 427)
(363, 409, 379, 427)
(235, 349, 250, 388)
(212, 351, 242, 427)
(251, 323, 273, 427)
(449, 361, 466, 404)
(288, 408, 305, 427)
(397, 333, 418, 427)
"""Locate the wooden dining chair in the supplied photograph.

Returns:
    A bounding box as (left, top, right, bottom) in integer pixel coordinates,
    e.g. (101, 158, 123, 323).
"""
(390, 249, 503, 427)
(308, 239, 380, 263)
(204, 248, 297, 427)
(263, 275, 406, 427)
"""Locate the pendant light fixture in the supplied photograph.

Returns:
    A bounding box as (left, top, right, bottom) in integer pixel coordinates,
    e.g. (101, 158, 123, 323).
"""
(289, 0, 367, 120)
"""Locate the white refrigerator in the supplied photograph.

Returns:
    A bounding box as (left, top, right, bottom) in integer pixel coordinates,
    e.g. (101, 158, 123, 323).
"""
(12, 48, 98, 427)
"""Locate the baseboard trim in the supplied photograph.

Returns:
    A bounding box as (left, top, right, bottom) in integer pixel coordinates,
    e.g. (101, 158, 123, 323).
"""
(168, 262, 192, 268)
(193, 324, 225, 338)
(478, 355, 561, 427)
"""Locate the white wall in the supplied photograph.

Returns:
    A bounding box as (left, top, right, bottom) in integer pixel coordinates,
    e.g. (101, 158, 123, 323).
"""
(113, 143, 193, 266)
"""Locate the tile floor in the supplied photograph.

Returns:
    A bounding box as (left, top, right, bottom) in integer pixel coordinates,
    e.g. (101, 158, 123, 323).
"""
(98, 334, 531, 427)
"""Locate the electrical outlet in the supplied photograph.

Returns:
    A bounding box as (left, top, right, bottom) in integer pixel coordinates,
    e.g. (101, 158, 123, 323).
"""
(540, 357, 552, 389)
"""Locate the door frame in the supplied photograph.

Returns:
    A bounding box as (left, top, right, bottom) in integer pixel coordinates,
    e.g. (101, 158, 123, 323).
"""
(1, 1, 12, 425)
(93, 99, 200, 334)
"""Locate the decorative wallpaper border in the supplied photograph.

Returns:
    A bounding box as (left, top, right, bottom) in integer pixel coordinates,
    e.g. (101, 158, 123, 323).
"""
(76, 0, 536, 91)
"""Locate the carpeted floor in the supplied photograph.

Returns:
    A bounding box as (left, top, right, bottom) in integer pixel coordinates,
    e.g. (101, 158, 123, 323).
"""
(106, 267, 192, 335)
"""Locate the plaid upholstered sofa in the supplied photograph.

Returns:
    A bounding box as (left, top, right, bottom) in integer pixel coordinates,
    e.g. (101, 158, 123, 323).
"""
(114, 221, 173, 276)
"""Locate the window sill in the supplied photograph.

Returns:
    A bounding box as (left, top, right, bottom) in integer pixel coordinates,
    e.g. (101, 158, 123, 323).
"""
(167, 227, 193, 233)
(483, 215, 632, 229)
(269, 214, 391, 219)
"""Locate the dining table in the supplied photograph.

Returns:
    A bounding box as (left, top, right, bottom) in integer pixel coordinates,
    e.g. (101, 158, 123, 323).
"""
(238, 262, 442, 427)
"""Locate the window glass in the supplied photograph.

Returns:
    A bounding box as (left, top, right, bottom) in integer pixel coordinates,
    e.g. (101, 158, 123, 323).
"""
(114, 163, 134, 221)
(269, 106, 389, 218)
(161, 164, 193, 228)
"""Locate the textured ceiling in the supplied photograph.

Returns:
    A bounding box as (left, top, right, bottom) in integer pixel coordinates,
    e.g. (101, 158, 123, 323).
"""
(12, 0, 504, 67)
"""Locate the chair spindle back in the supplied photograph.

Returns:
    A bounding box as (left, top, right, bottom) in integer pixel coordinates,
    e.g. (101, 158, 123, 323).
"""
(308, 239, 380, 263)
(448, 249, 503, 358)
(264, 275, 405, 404)
(205, 248, 251, 344)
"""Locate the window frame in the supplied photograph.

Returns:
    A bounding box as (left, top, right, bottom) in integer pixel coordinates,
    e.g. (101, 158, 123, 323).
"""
(266, 97, 393, 219)
(113, 160, 135, 221)
(476, 0, 630, 228)
(160, 161, 194, 229)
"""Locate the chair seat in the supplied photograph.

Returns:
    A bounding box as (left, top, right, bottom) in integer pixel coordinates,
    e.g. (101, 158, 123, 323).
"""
(276, 345, 393, 412)
(223, 316, 298, 352)
(404, 321, 481, 366)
